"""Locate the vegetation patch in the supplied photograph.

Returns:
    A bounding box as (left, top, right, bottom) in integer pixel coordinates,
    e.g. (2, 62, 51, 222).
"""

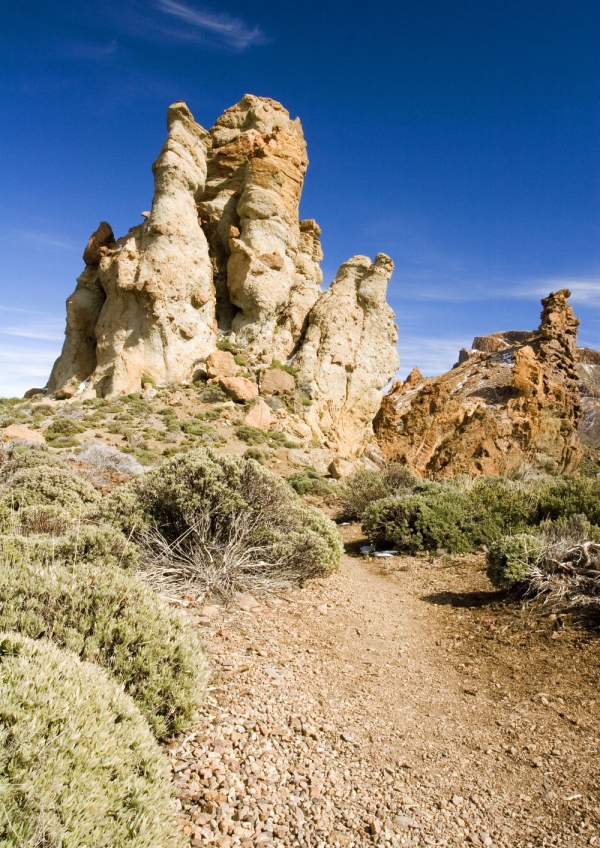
(0, 632, 184, 847)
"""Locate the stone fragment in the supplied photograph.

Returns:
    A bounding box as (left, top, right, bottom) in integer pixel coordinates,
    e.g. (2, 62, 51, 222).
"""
(1, 424, 45, 444)
(82, 221, 115, 266)
(55, 385, 77, 400)
(259, 368, 296, 395)
(328, 457, 356, 479)
(206, 350, 238, 378)
(295, 253, 399, 454)
(219, 376, 258, 402)
(235, 593, 260, 611)
(244, 398, 272, 430)
(374, 289, 583, 476)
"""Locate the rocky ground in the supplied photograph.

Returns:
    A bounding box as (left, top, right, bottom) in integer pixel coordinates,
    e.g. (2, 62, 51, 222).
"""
(170, 525, 599, 848)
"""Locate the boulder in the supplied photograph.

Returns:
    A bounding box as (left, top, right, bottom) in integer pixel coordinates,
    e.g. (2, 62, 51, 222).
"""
(2, 424, 45, 444)
(218, 376, 258, 402)
(206, 350, 237, 378)
(55, 385, 77, 400)
(260, 368, 296, 395)
(244, 398, 272, 430)
(23, 388, 47, 399)
(329, 457, 356, 479)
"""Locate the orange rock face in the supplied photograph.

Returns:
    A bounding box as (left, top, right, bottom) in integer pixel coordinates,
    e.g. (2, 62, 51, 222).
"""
(374, 290, 583, 476)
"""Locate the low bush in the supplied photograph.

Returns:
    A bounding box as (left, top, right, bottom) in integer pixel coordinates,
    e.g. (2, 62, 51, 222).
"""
(244, 446, 272, 465)
(43, 417, 85, 443)
(337, 464, 419, 521)
(0, 462, 100, 517)
(287, 469, 334, 498)
(537, 476, 600, 526)
(0, 632, 184, 847)
(202, 384, 228, 403)
(235, 424, 268, 445)
(0, 543, 203, 738)
(486, 533, 543, 588)
(102, 448, 343, 598)
(362, 489, 474, 553)
(270, 359, 297, 376)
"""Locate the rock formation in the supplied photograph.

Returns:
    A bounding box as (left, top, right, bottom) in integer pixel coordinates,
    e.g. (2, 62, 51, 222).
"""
(577, 347, 600, 450)
(197, 95, 323, 360)
(48, 95, 399, 453)
(295, 254, 399, 453)
(374, 290, 583, 476)
(48, 102, 215, 397)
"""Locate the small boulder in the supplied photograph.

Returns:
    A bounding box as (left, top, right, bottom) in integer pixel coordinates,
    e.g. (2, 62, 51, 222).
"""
(244, 398, 272, 430)
(329, 456, 356, 479)
(260, 368, 295, 395)
(55, 385, 77, 400)
(23, 388, 47, 399)
(2, 424, 45, 444)
(218, 376, 258, 402)
(206, 350, 238, 379)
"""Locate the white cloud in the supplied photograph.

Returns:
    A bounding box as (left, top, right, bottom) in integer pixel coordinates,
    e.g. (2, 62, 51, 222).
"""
(0, 316, 64, 398)
(152, 0, 268, 50)
(521, 278, 600, 307)
(396, 336, 465, 380)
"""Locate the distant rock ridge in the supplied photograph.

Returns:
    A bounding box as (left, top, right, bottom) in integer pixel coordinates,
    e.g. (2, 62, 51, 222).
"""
(47, 95, 399, 455)
(374, 289, 584, 476)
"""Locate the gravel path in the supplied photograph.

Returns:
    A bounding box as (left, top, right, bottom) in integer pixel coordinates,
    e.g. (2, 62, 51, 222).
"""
(170, 526, 599, 847)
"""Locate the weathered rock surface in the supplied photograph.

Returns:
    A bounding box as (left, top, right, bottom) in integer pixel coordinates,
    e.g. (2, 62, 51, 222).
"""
(48, 101, 216, 397)
(243, 398, 272, 430)
(205, 350, 237, 379)
(577, 347, 600, 450)
(218, 376, 258, 402)
(295, 254, 399, 455)
(1, 424, 45, 444)
(48, 95, 398, 449)
(198, 95, 323, 361)
(259, 367, 296, 395)
(374, 290, 583, 476)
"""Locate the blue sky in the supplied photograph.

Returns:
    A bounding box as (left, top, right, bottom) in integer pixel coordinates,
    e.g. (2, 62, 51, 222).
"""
(0, 0, 598, 397)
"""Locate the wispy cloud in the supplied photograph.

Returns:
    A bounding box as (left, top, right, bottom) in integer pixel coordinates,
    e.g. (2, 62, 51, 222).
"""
(519, 277, 600, 307)
(62, 39, 119, 60)
(154, 0, 268, 50)
(397, 336, 465, 379)
(11, 229, 78, 251)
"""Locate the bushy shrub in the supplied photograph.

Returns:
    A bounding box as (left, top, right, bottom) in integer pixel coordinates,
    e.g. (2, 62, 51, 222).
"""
(0, 545, 203, 738)
(362, 489, 474, 553)
(465, 476, 538, 542)
(0, 447, 63, 483)
(202, 383, 227, 403)
(43, 417, 85, 443)
(0, 632, 184, 847)
(337, 464, 420, 521)
(0, 463, 100, 516)
(486, 533, 543, 588)
(537, 476, 600, 526)
(244, 446, 272, 465)
(64, 440, 145, 479)
(102, 449, 343, 596)
(287, 469, 334, 498)
(235, 424, 269, 445)
(13, 504, 72, 536)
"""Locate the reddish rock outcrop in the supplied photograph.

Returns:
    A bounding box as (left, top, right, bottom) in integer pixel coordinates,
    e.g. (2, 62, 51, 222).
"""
(374, 290, 583, 476)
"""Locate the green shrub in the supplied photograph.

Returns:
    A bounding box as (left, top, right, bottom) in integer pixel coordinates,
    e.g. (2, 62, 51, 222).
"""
(270, 359, 297, 376)
(216, 337, 236, 352)
(464, 476, 538, 543)
(486, 533, 543, 588)
(102, 448, 343, 586)
(234, 354, 247, 366)
(362, 489, 473, 553)
(0, 448, 62, 482)
(0, 544, 203, 738)
(43, 417, 85, 443)
(13, 504, 72, 536)
(266, 430, 301, 449)
(202, 383, 228, 403)
(201, 408, 222, 421)
(1, 464, 99, 516)
(0, 632, 184, 847)
(235, 424, 269, 445)
(337, 465, 420, 521)
(537, 476, 600, 526)
(244, 446, 272, 465)
(181, 419, 222, 440)
(287, 469, 334, 498)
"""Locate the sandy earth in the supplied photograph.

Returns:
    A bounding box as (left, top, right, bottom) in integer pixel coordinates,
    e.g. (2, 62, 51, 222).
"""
(171, 525, 599, 848)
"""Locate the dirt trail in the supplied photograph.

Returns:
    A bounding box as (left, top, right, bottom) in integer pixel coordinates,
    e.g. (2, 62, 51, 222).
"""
(173, 526, 599, 848)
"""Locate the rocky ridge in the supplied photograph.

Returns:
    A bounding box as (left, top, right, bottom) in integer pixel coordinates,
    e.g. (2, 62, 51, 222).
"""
(47, 96, 398, 456)
(374, 289, 584, 476)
